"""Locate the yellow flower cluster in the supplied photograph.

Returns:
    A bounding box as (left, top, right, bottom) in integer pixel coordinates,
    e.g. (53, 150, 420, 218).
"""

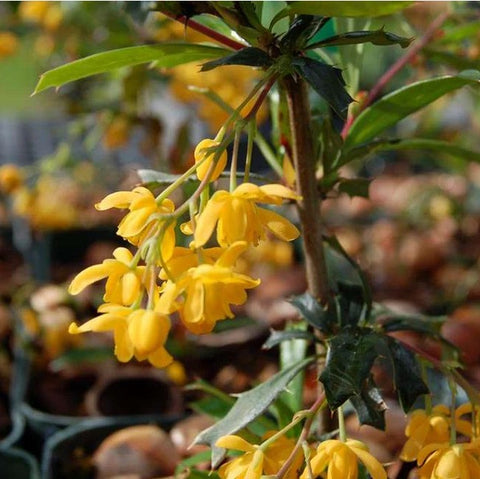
(0, 32, 19, 59)
(401, 403, 480, 479)
(19, 1, 63, 32)
(68, 139, 300, 367)
(216, 434, 386, 479)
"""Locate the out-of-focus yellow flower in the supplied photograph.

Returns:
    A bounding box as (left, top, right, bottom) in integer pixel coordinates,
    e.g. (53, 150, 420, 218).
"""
(0, 164, 23, 193)
(158, 242, 259, 334)
(417, 441, 480, 479)
(194, 183, 300, 248)
(401, 405, 474, 462)
(0, 32, 19, 59)
(68, 247, 145, 306)
(216, 432, 302, 479)
(302, 439, 386, 479)
(102, 116, 131, 150)
(194, 139, 227, 182)
(19, 1, 62, 31)
(95, 187, 176, 258)
(19, 1, 50, 24)
(166, 360, 187, 385)
(34, 33, 55, 57)
(69, 305, 173, 368)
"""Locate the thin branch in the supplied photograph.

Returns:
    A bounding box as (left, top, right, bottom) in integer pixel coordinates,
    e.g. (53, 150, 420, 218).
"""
(162, 11, 246, 51)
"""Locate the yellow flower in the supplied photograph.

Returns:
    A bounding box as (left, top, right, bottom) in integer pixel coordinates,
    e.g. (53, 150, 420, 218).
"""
(194, 183, 300, 248)
(0, 32, 19, 59)
(417, 442, 480, 479)
(301, 439, 386, 479)
(68, 247, 145, 306)
(69, 305, 173, 368)
(216, 432, 302, 479)
(194, 139, 228, 182)
(157, 242, 259, 334)
(19, 1, 50, 23)
(401, 405, 474, 462)
(0, 163, 23, 193)
(95, 186, 176, 259)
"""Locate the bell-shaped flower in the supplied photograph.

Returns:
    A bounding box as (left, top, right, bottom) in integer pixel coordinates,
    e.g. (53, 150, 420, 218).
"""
(401, 404, 473, 462)
(216, 432, 302, 479)
(68, 247, 144, 306)
(194, 138, 227, 182)
(157, 242, 259, 334)
(68, 304, 172, 368)
(417, 441, 480, 479)
(301, 439, 386, 479)
(194, 183, 300, 248)
(96, 186, 176, 259)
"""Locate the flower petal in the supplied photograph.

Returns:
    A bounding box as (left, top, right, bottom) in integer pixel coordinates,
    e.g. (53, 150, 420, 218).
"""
(95, 190, 136, 210)
(68, 264, 109, 295)
(216, 435, 256, 452)
(351, 445, 387, 479)
(194, 191, 228, 247)
(257, 207, 300, 241)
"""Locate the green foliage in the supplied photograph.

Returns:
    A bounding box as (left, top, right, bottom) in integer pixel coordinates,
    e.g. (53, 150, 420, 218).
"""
(292, 57, 353, 119)
(194, 357, 314, 468)
(201, 47, 273, 71)
(307, 27, 412, 49)
(344, 71, 480, 148)
(34, 43, 231, 94)
(274, 1, 413, 21)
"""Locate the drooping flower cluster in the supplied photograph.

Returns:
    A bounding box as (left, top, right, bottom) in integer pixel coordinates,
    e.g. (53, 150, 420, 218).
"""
(401, 403, 480, 479)
(68, 137, 300, 368)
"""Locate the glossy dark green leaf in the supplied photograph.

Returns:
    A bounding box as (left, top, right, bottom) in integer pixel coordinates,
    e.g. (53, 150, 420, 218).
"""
(273, 1, 412, 23)
(292, 57, 353, 118)
(280, 15, 329, 50)
(344, 71, 480, 148)
(339, 138, 480, 167)
(308, 28, 412, 49)
(337, 177, 371, 199)
(320, 329, 382, 409)
(34, 43, 231, 94)
(289, 292, 334, 333)
(201, 47, 273, 71)
(387, 338, 429, 412)
(263, 329, 316, 350)
(350, 376, 387, 429)
(194, 356, 314, 468)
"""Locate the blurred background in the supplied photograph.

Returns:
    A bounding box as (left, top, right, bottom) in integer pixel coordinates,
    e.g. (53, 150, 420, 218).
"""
(1, 2, 480, 478)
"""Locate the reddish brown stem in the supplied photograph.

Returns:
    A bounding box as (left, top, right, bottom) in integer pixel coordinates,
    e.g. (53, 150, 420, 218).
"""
(341, 11, 449, 139)
(244, 75, 277, 121)
(162, 11, 245, 51)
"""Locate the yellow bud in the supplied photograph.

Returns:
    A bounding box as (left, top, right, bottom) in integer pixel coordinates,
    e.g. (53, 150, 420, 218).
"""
(194, 139, 227, 182)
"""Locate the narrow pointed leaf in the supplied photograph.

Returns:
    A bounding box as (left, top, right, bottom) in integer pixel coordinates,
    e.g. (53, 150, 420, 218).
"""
(289, 292, 333, 332)
(339, 138, 480, 167)
(344, 71, 480, 148)
(308, 28, 412, 49)
(34, 43, 231, 94)
(194, 356, 314, 468)
(263, 329, 316, 350)
(201, 47, 273, 71)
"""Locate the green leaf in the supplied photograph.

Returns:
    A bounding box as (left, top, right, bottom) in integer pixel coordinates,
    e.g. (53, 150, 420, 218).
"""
(201, 47, 273, 71)
(350, 376, 387, 429)
(320, 116, 343, 175)
(280, 322, 309, 414)
(289, 292, 334, 333)
(274, 1, 412, 22)
(320, 329, 382, 409)
(344, 71, 480, 148)
(387, 339, 429, 412)
(175, 450, 214, 476)
(49, 347, 113, 372)
(292, 56, 353, 118)
(337, 177, 371, 199)
(194, 356, 314, 468)
(308, 28, 412, 49)
(34, 43, 231, 94)
(263, 329, 316, 350)
(339, 138, 480, 168)
(280, 15, 330, 51)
